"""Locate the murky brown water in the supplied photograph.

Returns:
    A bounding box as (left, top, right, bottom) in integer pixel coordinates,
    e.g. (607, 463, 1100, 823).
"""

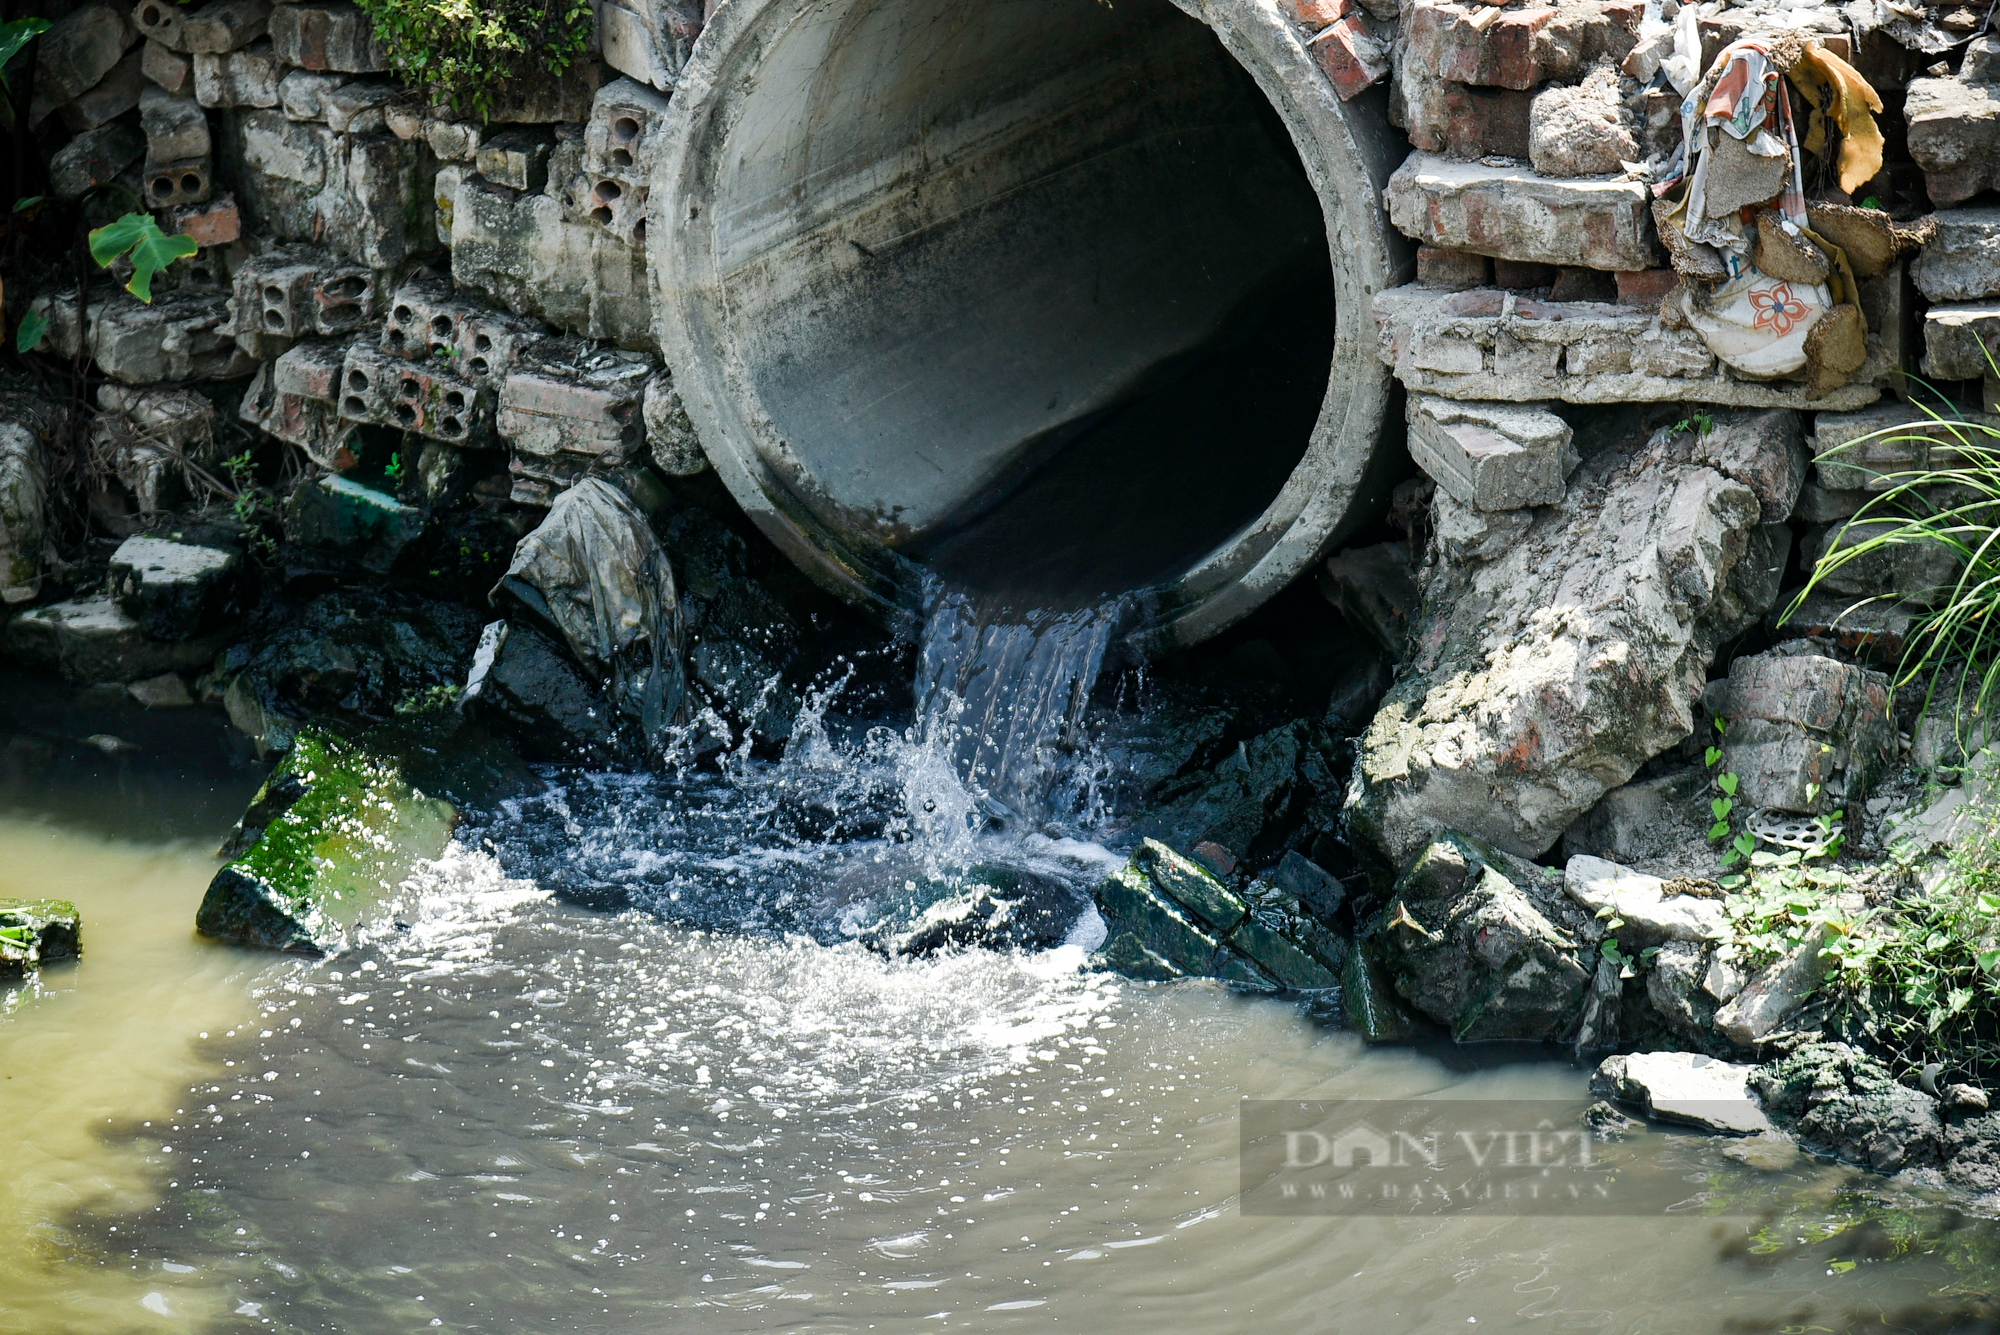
(6, 684, 2000, 1335)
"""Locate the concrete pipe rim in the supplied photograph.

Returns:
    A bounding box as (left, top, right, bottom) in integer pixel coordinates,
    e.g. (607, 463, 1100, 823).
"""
(651, 0, 1404, 652)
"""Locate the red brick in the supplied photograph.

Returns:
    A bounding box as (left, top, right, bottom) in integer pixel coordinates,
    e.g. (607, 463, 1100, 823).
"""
(1416, 246, 1493, 290)
(172, 193, 239, 246)
(1308, 15, 1389, 101)
(1441, 83, 1533, 159)
(1614, 268, 1679, 310)
(1438, 5, 1556, 89)
(1288, 0, 1352, 27)
(1492, 258, 1557, 290)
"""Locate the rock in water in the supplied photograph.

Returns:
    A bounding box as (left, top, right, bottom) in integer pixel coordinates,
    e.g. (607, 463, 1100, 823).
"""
(1088, 839, 1346, 990)
(197, 719, 536, 953)
(1591, 1051, 1773, 1135)
(1752, 1042, 1944, 1174)
(496, 478, 685, 752)
(107, 532, 241, 640)
(1369, 831, 1595, 1041)
(460, 619, 631, 764)
(0, 898, 81, 978)
(1346, 418, 1779, 866)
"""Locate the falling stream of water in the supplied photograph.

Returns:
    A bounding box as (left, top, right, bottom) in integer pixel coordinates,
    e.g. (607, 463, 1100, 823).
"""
(4, 637, 2000, 1334)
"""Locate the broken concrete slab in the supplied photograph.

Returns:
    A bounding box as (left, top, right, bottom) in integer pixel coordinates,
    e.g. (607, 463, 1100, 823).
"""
(32, 285, 254, 384)
(1591, 1052, 1774, 1135)
(1384, 153, 1660, 272)
(192, 37, 280, 107)
(449, 177, 654, 351)
(595, 0, 704, 91)
(1563, 855, 1726, 944)
(1528, 67, 1636, 178)
(284, 474, 425, 572)
(1906, 76, 2000, 208)
(1921, 301, 2000, 381)
(4, 595, 231, 682)
(1372, 285, 1885, 409)
(1704, 643, 1895, 814)
(643, 372, 706, 475)
(1913, 207, 2000, 302)
(49, 117, 146, 199)
(139, 83, 211, 167)
(1406, 394, 1575, 510)
(497, 338, 655, 459)
(1690, 409, 1809, 521)
(29, 1, 139, 125)
(60, 46, 147, 131)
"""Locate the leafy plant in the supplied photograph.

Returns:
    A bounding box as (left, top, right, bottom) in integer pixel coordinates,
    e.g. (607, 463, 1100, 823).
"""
(14, 306, 46, 353)
(354, 0, 594, 119)
(0, 16, 50, 131)
(88, 212, 198, 302)
(1673, 410, 1716, 437)
(1787, 399, 2000, 752)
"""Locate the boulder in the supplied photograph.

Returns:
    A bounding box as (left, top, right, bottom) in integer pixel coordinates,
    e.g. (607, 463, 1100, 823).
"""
(1703, 643, 1895, 814)
(1690, 409, 1808, 521)
(1752, 1042, 1944, 1173)
(1714, 920, 1839, 1046)
(1347, 425, 1769, 866)
(861, 864, 1087, 958)
(1644, 939, 1722, 1046)
(1528, 67, 1637, 178)
(196, 719, 533, 952)
(1089, 839, 1345, 989)
(459, 619, 629, 764)
(0, 411, 48, 606)
(1558, 768, 1707, 866)
(5, 595, 229, 682)
(0, 898, 82, 978)
(1591, 1051, 1773, 1134)
(1131, 718, 1338, 866)
(496, 478, 685, 753)
(1369, 831, 1595, 1041)
(1562, 855, 1726, 945)
(107, 532, 240, 639)
(1911, 206, 2000, 302)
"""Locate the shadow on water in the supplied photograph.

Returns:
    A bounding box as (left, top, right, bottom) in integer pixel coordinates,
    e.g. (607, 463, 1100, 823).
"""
(0, 668, 266, 844)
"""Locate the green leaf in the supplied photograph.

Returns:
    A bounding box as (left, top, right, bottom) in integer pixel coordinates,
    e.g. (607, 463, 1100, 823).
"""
(1705, 746, 1724, 767)
(1714, 717, 1729, 736)
(1708, 819, 1732, 841)
(15, 308, 47, 353)
(0, 17, 51, 71)
(1712, 796, 1734, 821)
(88, 212, 199, 302)
(1732, 832, 1757, 857)
(1718, 772, 1740, 796)
(11, 193, 43, 213)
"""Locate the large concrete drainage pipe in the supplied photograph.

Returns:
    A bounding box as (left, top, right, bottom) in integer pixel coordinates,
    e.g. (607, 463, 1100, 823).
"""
(651, 0, 1407, 648)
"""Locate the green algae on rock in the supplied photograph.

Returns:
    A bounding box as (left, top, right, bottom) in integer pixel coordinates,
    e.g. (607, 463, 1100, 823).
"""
(196, 718, 537, 954)
(0, 898, 81, 978)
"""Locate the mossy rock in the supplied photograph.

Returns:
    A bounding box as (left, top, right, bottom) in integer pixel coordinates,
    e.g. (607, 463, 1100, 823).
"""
(196, 716, 538, 954)
(0, 898, 82, 978)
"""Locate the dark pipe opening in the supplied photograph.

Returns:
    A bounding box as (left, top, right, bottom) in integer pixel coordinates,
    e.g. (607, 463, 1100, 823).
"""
(712, 0, 1337, 611)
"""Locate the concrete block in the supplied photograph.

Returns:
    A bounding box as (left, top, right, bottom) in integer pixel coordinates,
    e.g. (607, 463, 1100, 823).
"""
(132, 0, 188, 51)
(1812, 402, 1996, 490)
(143, 153, 212, 208)
(32, 285, 253, 384)
(193, 38, 280, 107)
(4, 596, 228, 682)
(1403, 0, 1637, 90)
(1911, 207, 2000, 303)
(60, 47, 147, 131)
(283, 475, 423, 573)
(324, 78, 397, 133)
(1922, 301, 2000, 381)
(29, 2, 139, 124)
(232, 111, 438, 268)
(49, 118, 146, 199)
(277, 67, 348, 120)
(173, 193, 241, 246)
(381, 272, 546, 386)
(181, 0, 271, 53)
(1371, 284, 1886, 409)
(1906, 77, 2000, 208)
(1307, 13, 1390, 100)
(449, 177, 654, 350)
(140, 83, 210, 162)
(142, 40, 192, 92)
(272, 336, 352, 400)
(238, 362, 353, 467)
(108, 534, 240, 640)
(1406, 394, 1575, 510)
(476, 126, 555, 194)
(268, 1, 389, 72)
(594, 0, 704, 92)
(1384, 153, 1660, 272)
(498, 338, 656, 457)
(227, 242, 381, 357)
